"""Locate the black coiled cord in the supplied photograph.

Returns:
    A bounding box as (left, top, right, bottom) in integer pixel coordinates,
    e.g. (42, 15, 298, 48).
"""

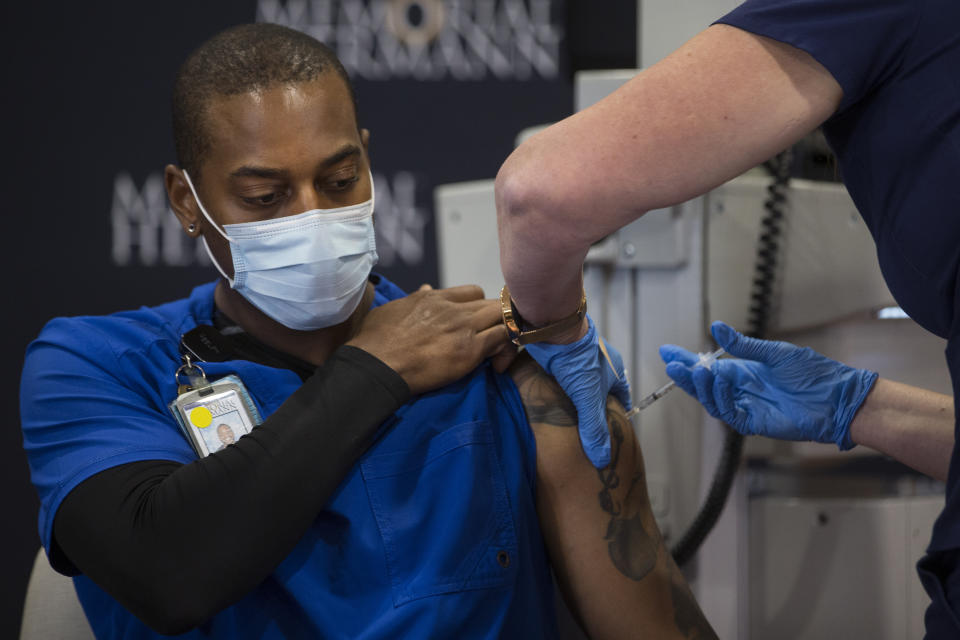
(749, 150, 792, 340)
(670, 150, 792, 568)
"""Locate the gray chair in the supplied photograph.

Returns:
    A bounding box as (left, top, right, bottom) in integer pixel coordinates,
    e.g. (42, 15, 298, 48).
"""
(20, 549, 95, 640)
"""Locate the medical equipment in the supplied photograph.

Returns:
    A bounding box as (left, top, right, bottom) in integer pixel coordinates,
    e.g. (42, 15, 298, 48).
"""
(625, 347, 726, 418)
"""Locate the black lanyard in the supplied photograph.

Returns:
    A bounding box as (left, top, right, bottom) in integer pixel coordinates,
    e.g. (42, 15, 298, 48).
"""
(179, 321, 317, 382)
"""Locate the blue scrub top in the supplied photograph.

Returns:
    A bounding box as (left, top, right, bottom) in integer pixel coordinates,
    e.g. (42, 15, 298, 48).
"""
(718, 1, 960, 636)
(20, 276, 558, 639)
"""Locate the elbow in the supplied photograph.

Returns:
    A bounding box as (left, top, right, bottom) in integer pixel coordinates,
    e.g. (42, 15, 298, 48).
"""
(495, 146, 584, 252)
(143, 616, 201, 637)
(137, 600, 213, 636)
(495, 137, 570, 231)
(128, 580, 222, 635)
(494, 150, 540, 231)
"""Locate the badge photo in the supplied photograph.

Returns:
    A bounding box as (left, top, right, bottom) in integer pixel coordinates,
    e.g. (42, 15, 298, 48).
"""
(169, 374, 262, 458)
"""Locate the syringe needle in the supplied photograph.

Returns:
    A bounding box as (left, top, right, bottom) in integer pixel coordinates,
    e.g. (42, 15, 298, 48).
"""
(625, 346, 726, 419)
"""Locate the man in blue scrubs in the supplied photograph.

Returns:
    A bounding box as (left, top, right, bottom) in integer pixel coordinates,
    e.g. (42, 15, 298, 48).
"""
(494, 0, 960, 636)
(20, 24, 715, 639)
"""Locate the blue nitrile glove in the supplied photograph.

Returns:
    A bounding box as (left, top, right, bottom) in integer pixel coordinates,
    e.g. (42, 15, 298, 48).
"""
(524, 314, 632, 468)
(659, 321, 878, 450)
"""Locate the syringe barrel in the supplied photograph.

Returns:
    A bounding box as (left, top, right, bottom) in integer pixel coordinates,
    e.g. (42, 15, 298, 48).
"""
(634, 347, 726, 413)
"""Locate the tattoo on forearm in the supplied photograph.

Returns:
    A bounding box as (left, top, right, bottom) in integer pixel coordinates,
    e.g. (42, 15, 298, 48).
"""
(597, 409, 659, 582)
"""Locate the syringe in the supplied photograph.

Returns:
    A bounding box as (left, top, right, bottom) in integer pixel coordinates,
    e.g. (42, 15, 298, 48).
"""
(625, 347, 726, 419)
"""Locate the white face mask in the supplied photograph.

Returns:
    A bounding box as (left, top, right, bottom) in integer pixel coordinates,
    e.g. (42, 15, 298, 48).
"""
(182, 170, 378, 331)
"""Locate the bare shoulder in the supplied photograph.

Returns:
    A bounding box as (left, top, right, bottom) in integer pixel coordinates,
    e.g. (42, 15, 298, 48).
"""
(508, 351, 630, 431)
(507, 352, 633, 484)
(507, 352, 578, 428)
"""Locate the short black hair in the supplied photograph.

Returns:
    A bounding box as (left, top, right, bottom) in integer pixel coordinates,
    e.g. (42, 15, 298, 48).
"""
(172, 23, 357, 179)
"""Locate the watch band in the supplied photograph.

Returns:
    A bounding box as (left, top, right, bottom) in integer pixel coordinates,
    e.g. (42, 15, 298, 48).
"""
(500, 285, 587, 346)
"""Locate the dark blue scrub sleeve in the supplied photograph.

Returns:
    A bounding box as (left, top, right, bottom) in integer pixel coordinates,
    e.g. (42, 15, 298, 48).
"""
(52, 346, 409, 636)
(716, 0, 918, 114)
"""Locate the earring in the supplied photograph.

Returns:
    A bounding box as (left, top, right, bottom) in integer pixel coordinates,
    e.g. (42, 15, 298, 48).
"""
(188, 223, 197, 234)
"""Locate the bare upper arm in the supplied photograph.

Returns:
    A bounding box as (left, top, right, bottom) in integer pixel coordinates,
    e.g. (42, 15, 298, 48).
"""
(499, 23, 843, 246)
(509, 354, 716, 640)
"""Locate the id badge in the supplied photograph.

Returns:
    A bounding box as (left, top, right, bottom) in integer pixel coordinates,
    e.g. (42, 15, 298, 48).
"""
(169, 368, 263, 458)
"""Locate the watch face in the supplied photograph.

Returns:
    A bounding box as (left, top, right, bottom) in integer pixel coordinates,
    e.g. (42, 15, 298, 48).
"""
(500, 284, 587, 345)
(500, 285, 522, 342)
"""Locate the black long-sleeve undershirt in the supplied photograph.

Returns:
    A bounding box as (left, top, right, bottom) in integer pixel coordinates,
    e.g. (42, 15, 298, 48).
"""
(52, 345, 409, 635)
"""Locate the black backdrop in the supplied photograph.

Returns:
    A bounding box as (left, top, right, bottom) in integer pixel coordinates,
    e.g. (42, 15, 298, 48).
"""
(2, 1, 634, 636)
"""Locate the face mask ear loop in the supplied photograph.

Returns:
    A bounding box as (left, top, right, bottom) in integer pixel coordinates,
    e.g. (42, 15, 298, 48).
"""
(182, 170, 236, 286)
(367, 170, 378, 255)
(368, 169, 376, 213)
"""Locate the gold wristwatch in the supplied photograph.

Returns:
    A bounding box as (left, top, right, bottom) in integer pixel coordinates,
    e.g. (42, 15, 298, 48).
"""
(500, 285, 587, 346)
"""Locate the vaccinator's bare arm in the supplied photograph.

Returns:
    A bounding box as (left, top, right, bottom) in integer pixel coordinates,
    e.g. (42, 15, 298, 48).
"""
(851, 378, 955, 482)
(496, 25, 843, 334)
